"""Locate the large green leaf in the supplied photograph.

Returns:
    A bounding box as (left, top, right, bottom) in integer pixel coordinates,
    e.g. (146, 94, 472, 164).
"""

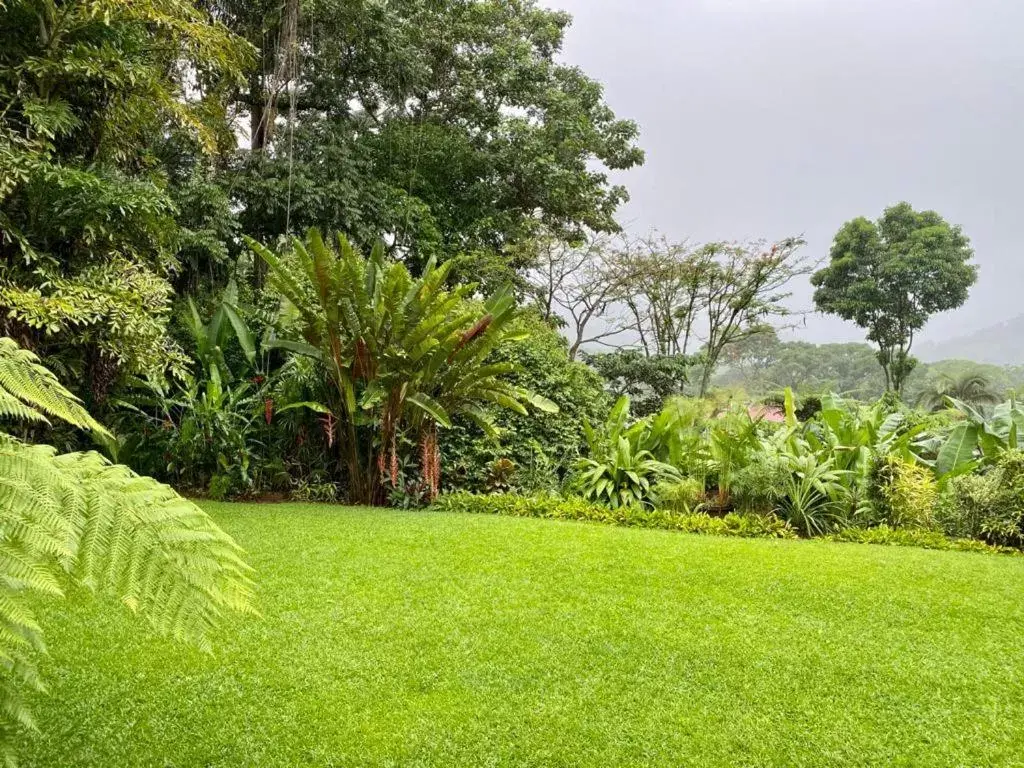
(276, 401, 332, 415)
(264, 338, 324, 360)
(936, 423, 979, 477)
(222, 302, 256, 365)
(783, 387, 797, 428)
(520, 390, 559, 414)
(407, 393, 453, 428)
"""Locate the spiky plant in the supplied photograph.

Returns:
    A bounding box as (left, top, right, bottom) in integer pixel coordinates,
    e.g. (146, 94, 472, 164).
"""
(0, 337, 255, 761)
(246, 230, 555, 504)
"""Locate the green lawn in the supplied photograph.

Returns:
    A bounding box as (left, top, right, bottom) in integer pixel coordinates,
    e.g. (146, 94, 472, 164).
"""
(24, 502, 1024, 767)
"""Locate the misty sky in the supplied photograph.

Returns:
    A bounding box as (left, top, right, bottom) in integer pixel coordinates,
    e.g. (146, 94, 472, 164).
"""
(549, 0, 1024, 345)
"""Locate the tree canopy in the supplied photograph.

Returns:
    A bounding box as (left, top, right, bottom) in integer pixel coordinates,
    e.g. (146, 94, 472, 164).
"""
(811, 202, 977, 394)
(220, 0, 644, 268)
(0, 0, 250, 402)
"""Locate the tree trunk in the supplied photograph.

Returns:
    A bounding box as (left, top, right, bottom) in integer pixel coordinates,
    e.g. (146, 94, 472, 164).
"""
(698, 363, 714, 399)
(420, 423, 441, 502)
(340, 414, 371, 505)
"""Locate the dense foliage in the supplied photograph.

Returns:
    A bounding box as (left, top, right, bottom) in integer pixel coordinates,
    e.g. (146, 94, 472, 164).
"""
(441, 311, 608, 494)
(220, 0, 643, 264)
(0, 0, 249, 404)
(6, 0, 1018, 764)
(585, 349, 693, 416)
(248, 230, 555, 504)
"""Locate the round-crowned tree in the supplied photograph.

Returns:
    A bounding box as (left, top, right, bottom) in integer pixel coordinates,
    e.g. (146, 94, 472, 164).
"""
(811, 202, 977, 395)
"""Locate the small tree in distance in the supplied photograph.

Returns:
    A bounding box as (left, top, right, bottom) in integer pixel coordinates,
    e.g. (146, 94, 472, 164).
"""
(521, 230, 639, 360)
(695, 237, 811, 396)
(811, 202, 978, 395)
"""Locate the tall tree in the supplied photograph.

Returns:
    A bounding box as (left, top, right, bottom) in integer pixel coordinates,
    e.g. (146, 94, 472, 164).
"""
(695, 238, 811, 396)
(217, 0, 644, 268)
(616, 237, 714, 358)
(521, 230, 636, 360)
(811, 203, 978, 395)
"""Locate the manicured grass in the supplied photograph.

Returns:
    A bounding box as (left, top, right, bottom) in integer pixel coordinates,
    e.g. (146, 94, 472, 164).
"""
(24, 503, 1024, 766)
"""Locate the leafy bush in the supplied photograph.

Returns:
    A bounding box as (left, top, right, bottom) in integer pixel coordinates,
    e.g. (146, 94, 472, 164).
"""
(585, 349, 696, 417)
(935, 474, 995, 541)
(441, 311, 608, 494)
(292, 480, 342, 503)
(826, 526, 1015, 555)
(728, 454, 789, 514)
(577, 396, 681, 508)
(484, 457, 518, 493)
(653, 477, 706, 514)
(112, 374, 262, 498)
(867, 455, 938, 529)
(774, 453, 851, 537)
(937, 451, 1024, 547)
(433, 492, 795, 539)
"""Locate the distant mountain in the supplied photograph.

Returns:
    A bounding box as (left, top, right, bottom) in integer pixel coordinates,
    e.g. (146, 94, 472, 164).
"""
(917, 316, 1024, 365)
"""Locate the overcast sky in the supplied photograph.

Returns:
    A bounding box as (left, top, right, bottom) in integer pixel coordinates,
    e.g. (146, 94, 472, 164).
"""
(548, 0, 1024, 344)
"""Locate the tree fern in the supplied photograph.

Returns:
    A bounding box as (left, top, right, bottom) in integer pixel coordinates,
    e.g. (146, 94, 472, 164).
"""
(0, 339, 255, 762)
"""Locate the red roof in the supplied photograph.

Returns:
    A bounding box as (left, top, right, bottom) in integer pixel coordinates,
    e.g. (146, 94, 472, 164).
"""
(748, 404, 786, 423)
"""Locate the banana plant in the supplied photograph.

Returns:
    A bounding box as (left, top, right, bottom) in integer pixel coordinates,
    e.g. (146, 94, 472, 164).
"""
(934, 395, 1024, 476)
(809, 394, 923, 474)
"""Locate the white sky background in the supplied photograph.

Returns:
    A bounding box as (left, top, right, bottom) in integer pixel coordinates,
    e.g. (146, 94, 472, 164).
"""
(547, 0, 1024, 345)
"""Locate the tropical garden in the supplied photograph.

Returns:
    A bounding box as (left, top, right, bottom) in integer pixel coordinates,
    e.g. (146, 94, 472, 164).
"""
(3, 0, 1024, 765)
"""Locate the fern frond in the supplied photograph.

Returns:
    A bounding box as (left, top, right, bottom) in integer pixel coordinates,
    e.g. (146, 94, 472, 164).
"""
(0, 437, 255, 755)
(0, 338, 109, 436)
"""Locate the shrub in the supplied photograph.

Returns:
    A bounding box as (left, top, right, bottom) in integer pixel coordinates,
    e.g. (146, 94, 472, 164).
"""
(774, 453, 851, 537)
(584, 349, 696, 417)
(868, 455, 938, 529)
(826, 525, 1015, 555)
(577, 396, 681, 508)
(728, 455, 789, 514)
(937, 450, 1024, 547)
(433, 492, 796, 539)
(292, 480, 341, 503)
(208, 473, 235, 501)
(441, 311, 608, 493)
(935, 474, 995, 540)
(654, 477, 706, 514)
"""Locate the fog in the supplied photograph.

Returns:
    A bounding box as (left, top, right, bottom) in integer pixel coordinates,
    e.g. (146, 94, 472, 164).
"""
(549, 0, 1024, 344)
